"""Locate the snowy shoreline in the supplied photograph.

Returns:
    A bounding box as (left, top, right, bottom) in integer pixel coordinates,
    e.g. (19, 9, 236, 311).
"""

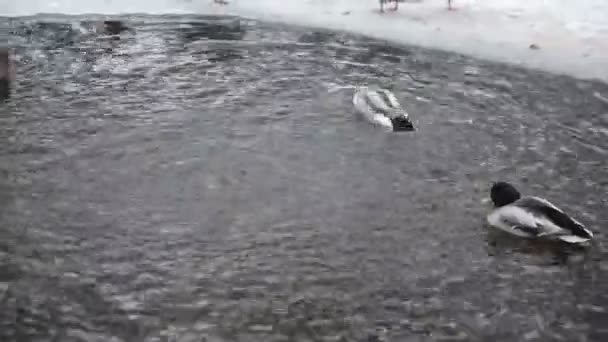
(3, 0, 607, 83)
(208, 0, 608, 83)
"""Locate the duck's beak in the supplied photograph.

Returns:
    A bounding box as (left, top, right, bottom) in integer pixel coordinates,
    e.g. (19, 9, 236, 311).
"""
(481, 197, 492, 205)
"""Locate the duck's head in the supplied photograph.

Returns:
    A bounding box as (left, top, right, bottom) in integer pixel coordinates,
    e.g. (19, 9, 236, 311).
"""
(391, 116, 415, 131)
(490, 181, 521, 207)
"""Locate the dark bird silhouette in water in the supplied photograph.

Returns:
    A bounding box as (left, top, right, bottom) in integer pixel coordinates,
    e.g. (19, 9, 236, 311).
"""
(102, 20, 131, 35)
(1, 48, 13, 101)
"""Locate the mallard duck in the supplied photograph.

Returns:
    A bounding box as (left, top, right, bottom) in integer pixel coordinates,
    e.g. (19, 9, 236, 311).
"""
(486, 182, 594, 244)
(352, 86, 415, 131)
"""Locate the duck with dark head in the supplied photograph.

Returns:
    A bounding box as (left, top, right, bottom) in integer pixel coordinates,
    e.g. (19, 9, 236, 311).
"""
(352, 86, 416, 132)
(103, 20, 131, 35)
(487, 181, 594, 244)
(93, 20, 133, 36)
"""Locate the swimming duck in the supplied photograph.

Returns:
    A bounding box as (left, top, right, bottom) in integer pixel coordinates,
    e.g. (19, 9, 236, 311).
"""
(352, 86, 415, 131)
(486, 182, 594, 244)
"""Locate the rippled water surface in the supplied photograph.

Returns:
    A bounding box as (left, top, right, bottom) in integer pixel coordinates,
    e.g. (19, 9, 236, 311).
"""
(1, 14, 608, 342)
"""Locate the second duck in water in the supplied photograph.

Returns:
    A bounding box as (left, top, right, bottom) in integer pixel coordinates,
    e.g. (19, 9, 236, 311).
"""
(352, 86, 415, 132)
(487, 182, 594, 244)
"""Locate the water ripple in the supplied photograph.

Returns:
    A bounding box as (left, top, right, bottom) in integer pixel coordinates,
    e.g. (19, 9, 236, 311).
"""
(1, 13, 607, 342)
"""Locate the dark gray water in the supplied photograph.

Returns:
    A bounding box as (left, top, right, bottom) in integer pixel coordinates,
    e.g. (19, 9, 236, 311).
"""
(1, 14, 607, 342)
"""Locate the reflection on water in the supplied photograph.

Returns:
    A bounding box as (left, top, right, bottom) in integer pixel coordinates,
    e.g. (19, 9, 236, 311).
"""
(1, 14, 607, 342)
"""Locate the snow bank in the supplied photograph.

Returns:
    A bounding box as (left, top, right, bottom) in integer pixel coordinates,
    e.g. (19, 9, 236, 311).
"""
(2, 0, 607, 82)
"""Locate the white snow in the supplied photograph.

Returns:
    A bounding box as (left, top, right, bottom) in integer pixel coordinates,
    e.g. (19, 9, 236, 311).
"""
(2, 0, 608, 82)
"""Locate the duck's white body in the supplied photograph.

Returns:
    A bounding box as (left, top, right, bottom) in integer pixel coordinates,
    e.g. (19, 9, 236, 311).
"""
(487, 196, 593, 244)
(352, 87, 414, 131)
